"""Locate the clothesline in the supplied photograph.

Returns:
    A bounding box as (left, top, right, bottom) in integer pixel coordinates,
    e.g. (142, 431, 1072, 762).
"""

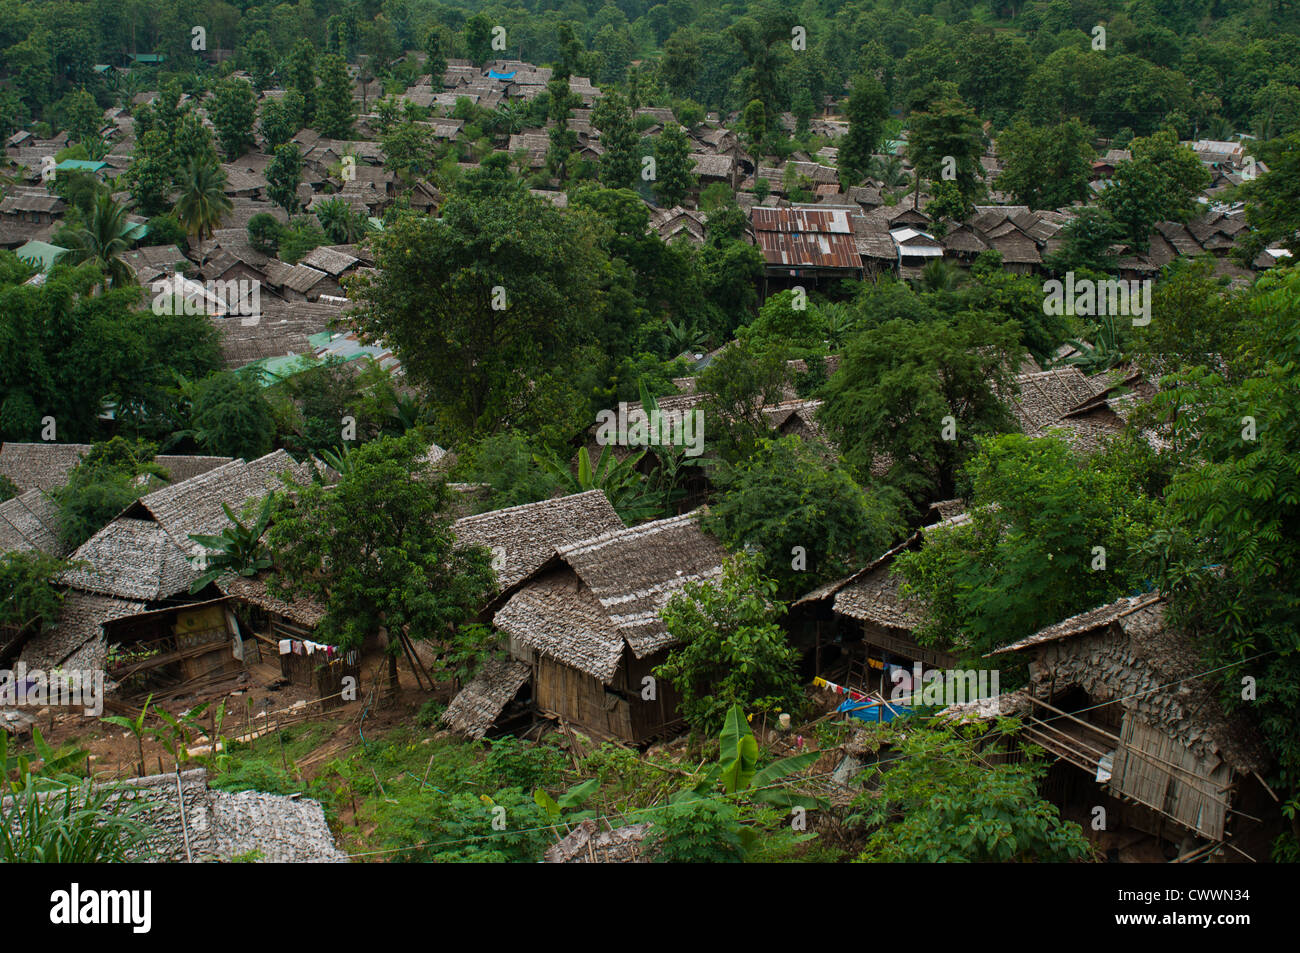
(278, 637, 340, 659)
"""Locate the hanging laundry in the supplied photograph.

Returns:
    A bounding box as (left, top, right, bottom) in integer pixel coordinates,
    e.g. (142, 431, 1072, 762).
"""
(278, 639, 292, 655)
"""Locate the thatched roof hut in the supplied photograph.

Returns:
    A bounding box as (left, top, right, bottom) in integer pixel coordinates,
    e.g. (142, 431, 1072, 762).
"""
(989, 594, 1275, 854)
(19, 590, 146, 670)
(484, 511, 727, 743)
(0, 442, 232, 493)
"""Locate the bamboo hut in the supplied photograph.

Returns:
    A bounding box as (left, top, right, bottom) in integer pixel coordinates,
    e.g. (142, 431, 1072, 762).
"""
(984, 594, 1278, 861)
(453, 511, 727, 744)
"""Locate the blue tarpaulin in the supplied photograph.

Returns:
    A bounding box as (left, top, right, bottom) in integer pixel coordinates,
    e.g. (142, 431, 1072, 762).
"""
(488, 69, 516, 80)
(838, 698, 911, 723)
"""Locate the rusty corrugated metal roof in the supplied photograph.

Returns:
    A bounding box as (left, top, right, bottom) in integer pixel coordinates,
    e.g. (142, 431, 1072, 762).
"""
(751, 207, 861, 269)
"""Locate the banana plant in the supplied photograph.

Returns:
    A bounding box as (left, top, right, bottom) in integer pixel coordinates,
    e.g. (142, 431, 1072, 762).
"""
(533, 444, 658, 522)
(674, 704, 824, 810)
(101, 694, 153, 776)
(637, 380, 704, 515)
(1, 728, 90, 792)
(1064, 310, 1124, 373)
(533, 777, 600, 831)
(187, 495, 274, 592)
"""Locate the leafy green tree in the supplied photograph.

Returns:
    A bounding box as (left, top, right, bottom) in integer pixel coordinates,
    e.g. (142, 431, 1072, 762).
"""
(959, 254, 1071, 363)
(819, 314, 1021, 506)
(1142, 269, 1300, 855)
(170, 111, 219, 173)
(996, 118, 1095, 210)
(792, 87, 814, 138)
(1044, 206, 1119, 274)
(452, 432, 554, 513)
(652, 122, 696, 207)
(592, 90, 638, 190)
(1135, 257, 1248, 376)
(707, 436, 904, 598)
(656, 555, 803, 735)
(741, 99, 766, 156)
(209, 78, 258, 160)
(1236, 131, 1300, 261)
(174, 159, 233, 262)
(422, 26, 447, 82)
(266, 143, 303, 214)
(907, 87, 984, 208)
(695, 337, 791, 463)
(0, 551, 69, 634)
(853, 719, 1093, 862)
(247, 213, 282, 255)
(52, 438, 168, 549)
(284, 39, 317, 122)
(839, 73, 888, 187)
(897, 433, 1158, 660)
(381, 120, 437, 183)
(267, 434, 496, 684)
(314, 54, 354, 139)
(186, 371, 275, 460)
(259, 97, 299, 151)
(463, 14, 495, 67)
(276, 217, 327, 264)
(244, 30, 276, 90)
(661, 28, 701, 99)
(349, 180, 606, 440)
(56, 87, 101, 145)
(1100, 130, 1210, 251)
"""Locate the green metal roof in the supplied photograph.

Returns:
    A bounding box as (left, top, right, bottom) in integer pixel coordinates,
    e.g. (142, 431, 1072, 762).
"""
(15, 240, 68, 273)
(54, 159, 109, 173)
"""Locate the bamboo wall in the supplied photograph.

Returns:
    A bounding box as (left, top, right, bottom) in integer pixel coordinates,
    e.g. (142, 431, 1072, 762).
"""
(534, 648, 682, 744)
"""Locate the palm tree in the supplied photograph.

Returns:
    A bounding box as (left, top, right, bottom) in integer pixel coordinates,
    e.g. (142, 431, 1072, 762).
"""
(868, 154, 910, 191)
(174, 158, 233, 263)
(62, 192, 138, 290)
(913, 258, 966, 294)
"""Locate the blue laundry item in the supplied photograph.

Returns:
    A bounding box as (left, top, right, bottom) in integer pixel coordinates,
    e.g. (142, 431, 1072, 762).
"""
(838, 698, 911, 723)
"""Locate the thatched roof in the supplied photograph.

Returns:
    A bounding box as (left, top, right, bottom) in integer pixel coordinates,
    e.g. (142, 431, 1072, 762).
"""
(0, 489, 64, 555)
(451, 490, 624, 591)
(441, 656, 531, 739)
(991, 593, 1163, 655)
(215, 303, 340, 367)
(218, 574, 326, 627)
(0, 443, 232, 494)
(1011, 367, 1102, 433)
(793, 533, 918, 609)
(557, 512, 728, 658)
(61, 517, 198, 601)
(0, 442, 89, 492)
(131, 450, 310, 548)
(543, 819, 654, 863)
(494, 512, 727, 682)
(20, 590, 145, 669)
(835, 562, 922, 628)
(990, 594, 1269, 775)
(155, 455, 237, 484)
